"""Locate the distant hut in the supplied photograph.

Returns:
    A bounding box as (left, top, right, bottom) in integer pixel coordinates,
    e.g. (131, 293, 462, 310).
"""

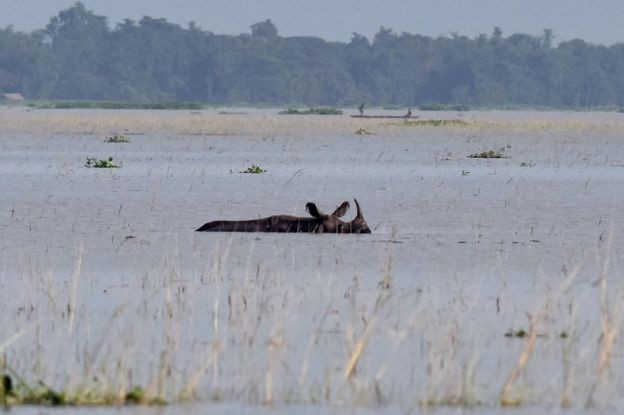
(2, 93, 25, 103)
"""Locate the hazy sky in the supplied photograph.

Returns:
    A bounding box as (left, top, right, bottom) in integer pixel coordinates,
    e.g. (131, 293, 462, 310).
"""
(1, 0, 623, 45)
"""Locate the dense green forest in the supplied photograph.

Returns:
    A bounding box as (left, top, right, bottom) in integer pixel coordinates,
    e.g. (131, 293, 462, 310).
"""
(1, 2, 624, 108)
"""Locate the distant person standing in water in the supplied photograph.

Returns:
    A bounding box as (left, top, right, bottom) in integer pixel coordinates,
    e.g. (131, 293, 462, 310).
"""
(358, 103, 365, 116)
(406, 108, 412, 118)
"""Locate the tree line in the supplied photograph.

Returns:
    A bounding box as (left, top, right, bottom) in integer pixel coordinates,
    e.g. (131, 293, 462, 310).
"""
(1, 2, 624, 108)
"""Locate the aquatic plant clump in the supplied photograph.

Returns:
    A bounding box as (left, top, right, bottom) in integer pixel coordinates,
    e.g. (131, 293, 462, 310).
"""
(105, 134, 130, 143)
(240, 164, 266, 174)
(468, 147, 509, 159)
(85, 157, 122, 168)
(354, 128, 373, 135)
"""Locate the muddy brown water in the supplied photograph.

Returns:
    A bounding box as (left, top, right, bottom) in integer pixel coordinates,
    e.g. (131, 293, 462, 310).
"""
(1, 108, 623, 413)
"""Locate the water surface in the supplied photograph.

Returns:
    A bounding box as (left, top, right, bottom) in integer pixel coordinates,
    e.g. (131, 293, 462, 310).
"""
(1, 109, 623, 413)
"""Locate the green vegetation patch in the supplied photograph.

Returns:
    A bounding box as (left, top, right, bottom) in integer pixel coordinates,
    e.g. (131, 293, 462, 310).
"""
(381, 104, 405, 110)
(279, 107, 343, 115)
(419, 103, 470, 111)
(1, 371, 66, 407)
(468, 147, 509, 159)
(240, 164, 266, 174)
(401, 119, 469, 127)
(0, 366, 163, 407)
(85, 156, 122, 168)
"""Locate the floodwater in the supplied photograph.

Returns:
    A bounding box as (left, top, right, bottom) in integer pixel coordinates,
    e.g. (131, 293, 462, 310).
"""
(1, 108, 624, 413)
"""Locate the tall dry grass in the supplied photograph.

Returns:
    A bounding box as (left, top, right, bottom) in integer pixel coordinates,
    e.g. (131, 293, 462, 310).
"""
(1, 234, 623, 410)
(2, 109, 624, 138)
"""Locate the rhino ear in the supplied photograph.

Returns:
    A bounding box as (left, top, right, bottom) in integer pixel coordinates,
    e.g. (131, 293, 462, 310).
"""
(331, 201, 350, 218)
(306, 202, 325, 218)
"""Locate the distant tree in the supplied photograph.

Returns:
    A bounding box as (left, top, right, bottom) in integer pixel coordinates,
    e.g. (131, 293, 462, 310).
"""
(542, 28, 554, 48)
(345, 33, 377, 102)
(350, 33, 369, 47)
(373, 26, 397, 47)
(491, 26, 503, 42)
(0, 27, 55, 97)
(44, 2, 110, 99)
(250, 19, 278, 38)
(45, 2, 108, 40)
